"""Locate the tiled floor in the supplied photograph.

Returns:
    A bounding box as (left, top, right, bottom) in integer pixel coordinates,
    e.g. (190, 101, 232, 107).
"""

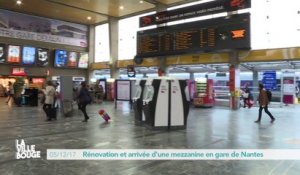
(1, 99, 300, 175)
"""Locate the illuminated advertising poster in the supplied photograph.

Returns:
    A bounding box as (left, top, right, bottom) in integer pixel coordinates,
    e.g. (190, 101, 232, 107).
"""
(37, 48, 49, 66)
(78, 52, 88, 68)
(0, 44, 5, 63)
(22, 46, 36, 65)
(55, 50, 68, 67)
(7, 45, 21, 63)
(68, 51, 78, 68)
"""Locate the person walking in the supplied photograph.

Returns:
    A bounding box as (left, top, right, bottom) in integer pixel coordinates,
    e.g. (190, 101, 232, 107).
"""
(6, 81, 14, 105)
(78, 82, 92, 122)
(43, 81, 56, 121)
(255, 84, 275, 123)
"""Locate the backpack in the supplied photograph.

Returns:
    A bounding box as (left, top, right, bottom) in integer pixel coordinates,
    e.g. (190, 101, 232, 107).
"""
(266, 90, 272, 102)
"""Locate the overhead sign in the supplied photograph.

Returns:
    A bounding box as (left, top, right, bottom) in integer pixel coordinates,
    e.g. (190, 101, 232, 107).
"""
(139, 0, 251, 27)
(127, 65, 136, 78)
(262, 71, 277, 90)
(137, 13, 250, 58)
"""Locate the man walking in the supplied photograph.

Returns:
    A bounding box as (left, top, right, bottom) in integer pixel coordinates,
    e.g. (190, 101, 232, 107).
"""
(255, 84, 275, 123)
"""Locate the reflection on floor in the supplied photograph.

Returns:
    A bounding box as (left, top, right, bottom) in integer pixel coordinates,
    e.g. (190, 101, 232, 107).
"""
(1, 99, 300, 175)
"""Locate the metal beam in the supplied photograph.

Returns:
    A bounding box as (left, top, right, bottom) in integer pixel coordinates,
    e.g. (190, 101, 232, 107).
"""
(143, 0, 159, 5)
(287, 61, 296, 69)
(240, 63, 254, 71)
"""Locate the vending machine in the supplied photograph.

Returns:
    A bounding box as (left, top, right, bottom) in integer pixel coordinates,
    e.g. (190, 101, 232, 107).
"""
(142, 78, 190, 129)
(132, 79, 146, 124)
(193, 78, 215, 107)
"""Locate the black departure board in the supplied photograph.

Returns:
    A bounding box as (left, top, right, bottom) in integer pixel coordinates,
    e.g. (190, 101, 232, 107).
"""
(136, 13, 251, 58)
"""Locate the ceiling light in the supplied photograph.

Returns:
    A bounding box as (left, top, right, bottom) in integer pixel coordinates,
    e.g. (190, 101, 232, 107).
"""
(87, 16, 92, 20)
(16, 0, 22, 5)
(119, 6, 124, 10)
(139, 0, 144, 3)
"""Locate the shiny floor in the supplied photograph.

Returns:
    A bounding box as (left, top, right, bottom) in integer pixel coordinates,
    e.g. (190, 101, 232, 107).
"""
(1, 99, 300, 175)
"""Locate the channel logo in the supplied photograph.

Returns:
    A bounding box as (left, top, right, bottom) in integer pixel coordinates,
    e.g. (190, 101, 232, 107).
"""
(15, 139, 41, 159)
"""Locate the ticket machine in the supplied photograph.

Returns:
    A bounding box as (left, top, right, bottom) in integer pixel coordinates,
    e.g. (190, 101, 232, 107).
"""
(142, 78, 164, 127)
(170, 79, 190, 128)
(142, 78, 190, 129)
(132, 79, 146, 124)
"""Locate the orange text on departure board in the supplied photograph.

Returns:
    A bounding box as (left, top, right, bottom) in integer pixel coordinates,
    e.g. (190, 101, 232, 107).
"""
(230, 0, 245, 8)
(231, 29, 246, 39)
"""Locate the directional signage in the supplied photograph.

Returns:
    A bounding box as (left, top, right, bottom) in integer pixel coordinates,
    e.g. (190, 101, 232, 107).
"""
(262, 71, 277, 90)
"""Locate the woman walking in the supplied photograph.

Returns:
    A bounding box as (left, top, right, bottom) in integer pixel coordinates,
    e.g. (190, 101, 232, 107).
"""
(78, 82, 92, 122)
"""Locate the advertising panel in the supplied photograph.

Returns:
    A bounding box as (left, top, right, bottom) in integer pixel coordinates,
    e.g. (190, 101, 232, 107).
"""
(116, 80, 131, 101)
(7, 45, 21, 63)
(0, 43, 5, 63)
(0, 9, 88, 47)
(22, 46, 36, 65)
(54, 50, 68, 67)
(36, 48, 49, 66)
(78, 52, 88, 69)
(67, 51, 78, 68)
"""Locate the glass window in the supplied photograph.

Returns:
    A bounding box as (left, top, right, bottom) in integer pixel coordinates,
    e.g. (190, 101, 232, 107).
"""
(95, 24, 110, 62)
(118, 12, 155, 60)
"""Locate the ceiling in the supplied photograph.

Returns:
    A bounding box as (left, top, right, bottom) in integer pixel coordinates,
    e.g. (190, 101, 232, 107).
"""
(0, 0, 200, 25)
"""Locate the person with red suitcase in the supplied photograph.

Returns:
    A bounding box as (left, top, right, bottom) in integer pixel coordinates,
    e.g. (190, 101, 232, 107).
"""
(242, 85, 254, 108)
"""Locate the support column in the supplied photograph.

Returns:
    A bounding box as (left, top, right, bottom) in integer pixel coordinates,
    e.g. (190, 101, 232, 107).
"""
(109, 17, 119, 79)
(229, 51, 240, 110)
(190, 72, 194, 80)
(156, 4, 168, 77)
(88, 25, 95, 84)
(252, 70, 259, 100)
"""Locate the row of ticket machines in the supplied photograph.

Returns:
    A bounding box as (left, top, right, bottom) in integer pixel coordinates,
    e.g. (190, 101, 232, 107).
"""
(132, 78, 190, 129)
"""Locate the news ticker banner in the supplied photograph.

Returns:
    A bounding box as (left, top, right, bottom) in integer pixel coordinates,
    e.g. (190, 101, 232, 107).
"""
(47, 149, 300, 160)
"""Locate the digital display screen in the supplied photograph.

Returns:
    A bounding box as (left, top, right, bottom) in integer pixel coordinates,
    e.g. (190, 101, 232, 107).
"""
(0, 43, 5, 63)
(37, 48, 49, 66)
(22, 46, 36, 65)
(139, 0, 251, 27)
(7, 45, 21, 63)
(54, 50, 68, 67)
(137, 13, 251, 58)
(78, 52, 88, 69)
(68, 51, 78, 68)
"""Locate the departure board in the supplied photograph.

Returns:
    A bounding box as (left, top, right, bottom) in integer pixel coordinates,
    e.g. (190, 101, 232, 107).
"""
(137, 13, 251, 58)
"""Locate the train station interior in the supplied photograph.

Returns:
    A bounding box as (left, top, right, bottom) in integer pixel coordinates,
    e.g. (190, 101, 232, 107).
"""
(1, 0, 300, 174)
